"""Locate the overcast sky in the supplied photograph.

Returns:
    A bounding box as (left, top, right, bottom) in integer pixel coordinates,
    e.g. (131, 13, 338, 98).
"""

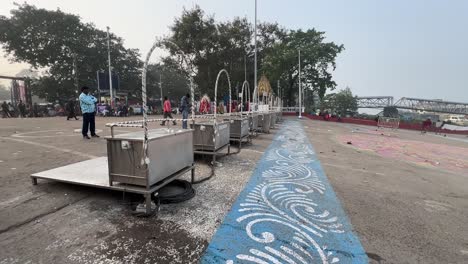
(0, 0, 467, 102)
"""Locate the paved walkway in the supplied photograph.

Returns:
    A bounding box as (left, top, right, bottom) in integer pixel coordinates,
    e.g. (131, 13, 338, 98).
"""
(201, 120, 367, 264)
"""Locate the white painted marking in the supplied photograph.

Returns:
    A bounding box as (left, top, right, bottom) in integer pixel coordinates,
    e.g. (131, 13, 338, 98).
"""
(11, 168, 16, 170)
(1, 137, 98, 159)
(265, 246, 296, 264)
(73, 129, 103, 134)
(12, 129, 103, 138)
(250, 249, 282, 264)
(280, 245, 307, 264)
(236, 254, 269, 264)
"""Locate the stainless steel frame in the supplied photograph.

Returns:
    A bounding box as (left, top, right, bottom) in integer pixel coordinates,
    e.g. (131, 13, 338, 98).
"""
(257, 113, 271, 133)
(191, 121, 230, 152)
(270, 111, 277, 128)
(106, 129, 194, 188)
(31, 157, 195, 216)
(249, 114, 259, 133)
(225, 117, 250, 139)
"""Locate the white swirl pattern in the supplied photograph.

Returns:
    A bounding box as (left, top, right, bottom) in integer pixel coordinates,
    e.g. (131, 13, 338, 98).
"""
(229, 122, 344, 264)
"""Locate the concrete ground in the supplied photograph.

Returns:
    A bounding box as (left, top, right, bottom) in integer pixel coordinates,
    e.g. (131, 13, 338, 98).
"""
(305, 119, 468, 264)
(1, 116, 467, 263)
(0, 115, 275, 264)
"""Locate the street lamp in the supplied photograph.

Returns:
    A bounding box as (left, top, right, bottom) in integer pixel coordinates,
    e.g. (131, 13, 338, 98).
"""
(298, 49, 302, 119)
(106, 26, 114, 108)
(254, 0, 258, 109)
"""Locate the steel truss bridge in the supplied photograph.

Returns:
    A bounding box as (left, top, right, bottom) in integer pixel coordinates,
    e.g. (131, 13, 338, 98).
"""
(357, 96, 468, 115)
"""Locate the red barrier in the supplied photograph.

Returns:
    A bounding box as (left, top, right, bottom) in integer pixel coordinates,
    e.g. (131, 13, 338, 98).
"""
(283, 112, 468, 135)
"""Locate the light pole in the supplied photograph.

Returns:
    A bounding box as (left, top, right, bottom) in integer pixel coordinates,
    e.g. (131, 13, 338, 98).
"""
(254, 0, 258, 108)
(298, 49, 302, 118)
(72, 53, 78, 95)
(159, 72, 163, 103)
(106, 26, 114, 108)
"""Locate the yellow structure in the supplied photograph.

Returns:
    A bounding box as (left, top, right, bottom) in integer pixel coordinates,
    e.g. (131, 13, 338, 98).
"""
(257, 75, 272, 95)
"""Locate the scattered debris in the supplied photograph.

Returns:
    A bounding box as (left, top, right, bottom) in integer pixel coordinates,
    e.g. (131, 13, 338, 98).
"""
(332, 150, 336, 153)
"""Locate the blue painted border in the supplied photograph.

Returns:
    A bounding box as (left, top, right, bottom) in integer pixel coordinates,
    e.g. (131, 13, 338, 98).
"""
(201, 120, 367, 264)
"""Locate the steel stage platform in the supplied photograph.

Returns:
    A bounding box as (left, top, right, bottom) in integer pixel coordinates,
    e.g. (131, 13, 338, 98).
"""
(31, 157, 195, 215)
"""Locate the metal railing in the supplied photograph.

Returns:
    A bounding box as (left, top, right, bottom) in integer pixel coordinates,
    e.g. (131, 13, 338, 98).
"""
(282, 107, 305, 113)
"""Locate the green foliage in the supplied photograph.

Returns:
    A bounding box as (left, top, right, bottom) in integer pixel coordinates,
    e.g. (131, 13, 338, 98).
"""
(145, 58, 190, 101)
(0, 3, 142, 102)
(165, 6, 252, 100)
(164, 6, 343, 104)
(0, 4, 343, 105)
(262, 29, 344, 106)
(321, 87, 357, 116)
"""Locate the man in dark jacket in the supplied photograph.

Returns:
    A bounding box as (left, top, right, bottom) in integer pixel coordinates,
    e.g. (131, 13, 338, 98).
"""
(18, 100, 26, 118)
(66, 99, 79, 120)
(180, 93, 191, 129)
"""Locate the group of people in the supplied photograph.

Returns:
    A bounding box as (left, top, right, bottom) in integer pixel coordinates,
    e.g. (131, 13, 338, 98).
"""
(2, 100, 28, 118)
(421, 118, 446, 134)
(4, 86, 243, 138)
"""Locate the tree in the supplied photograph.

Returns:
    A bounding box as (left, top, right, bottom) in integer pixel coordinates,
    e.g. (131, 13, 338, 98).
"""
(145, 59, 190, 102)
(262, 29, 344, 106)
(0, 3, 142, 102)
(164, 6, 343, 106)
(165, 6, 253, 100)
(321, 87, 357, 116)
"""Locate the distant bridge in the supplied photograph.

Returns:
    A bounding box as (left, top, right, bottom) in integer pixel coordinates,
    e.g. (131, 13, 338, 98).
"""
(357, 96, 468, 115)
(356, 96, 394, 108)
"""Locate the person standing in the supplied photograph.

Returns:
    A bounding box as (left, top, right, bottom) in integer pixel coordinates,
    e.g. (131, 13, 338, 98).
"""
(79, 86, 99, 139)
(7, 102, 15, 117)
(1, 101, 11, 118)
(199, 95, 210, 114)
(435, 119, 443, 135)
(161, 96, 176, 126)
(33, 102, 39, 117)
(421, 118, 431, 134)
(66, 99, 79, 120)
(179, 93, 191, 129)
(18, 100, 26, 118)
